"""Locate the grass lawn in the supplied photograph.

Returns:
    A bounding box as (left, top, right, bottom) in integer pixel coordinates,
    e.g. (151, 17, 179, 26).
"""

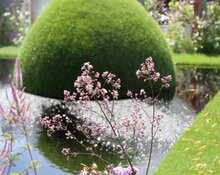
(173, 53, 220, 68)
(0, 46, 19, 59)
(154, 91, 220, 175)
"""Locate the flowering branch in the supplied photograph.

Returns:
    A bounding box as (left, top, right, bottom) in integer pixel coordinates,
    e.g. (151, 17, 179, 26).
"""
(0, 59, 38, 175)
(40, 57, 172, 175)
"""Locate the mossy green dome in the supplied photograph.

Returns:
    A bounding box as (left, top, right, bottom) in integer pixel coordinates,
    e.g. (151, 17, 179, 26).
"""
(19, 0, 176, 99)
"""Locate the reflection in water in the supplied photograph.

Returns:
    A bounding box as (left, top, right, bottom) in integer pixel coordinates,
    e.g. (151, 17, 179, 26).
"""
(36, 128, 125, 173)
(177, 67, 220, 112)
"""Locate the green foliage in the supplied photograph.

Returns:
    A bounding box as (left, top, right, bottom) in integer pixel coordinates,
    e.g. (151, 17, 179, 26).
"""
(0, 4, 13, 46)
(19, 0, 176, 99)
(168, 1, 193, 24)
(164, 0, 220, 54)
(165, 0, 195, 53)
(198, 2, 220, 54)
(154, 91, 220, 174)
(0, 1, 31, 46)
(167, 22, 194, 53)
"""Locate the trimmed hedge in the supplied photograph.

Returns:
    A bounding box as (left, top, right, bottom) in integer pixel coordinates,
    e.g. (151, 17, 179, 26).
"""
(19, 0, 176, 99)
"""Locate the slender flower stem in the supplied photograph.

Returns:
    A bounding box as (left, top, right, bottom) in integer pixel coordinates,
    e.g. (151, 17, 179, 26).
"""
(69, 130, 111, 168)
(96, 100, 136, 175)
(146, 123, 154, 175)
(14, 74, 37, 175)
(145, 81, 155, 175)
(22, 122, 37, 175)
(6, 123, 13, 175)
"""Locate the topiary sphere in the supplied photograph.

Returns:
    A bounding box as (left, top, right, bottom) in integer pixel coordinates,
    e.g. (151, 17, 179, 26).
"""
(19, 0, 176, 100)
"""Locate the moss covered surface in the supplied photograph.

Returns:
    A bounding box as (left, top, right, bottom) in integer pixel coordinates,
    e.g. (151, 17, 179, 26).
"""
(19, 0, 176, 99)
(0, 46, 19, 59)
(154, 91, 220, 175)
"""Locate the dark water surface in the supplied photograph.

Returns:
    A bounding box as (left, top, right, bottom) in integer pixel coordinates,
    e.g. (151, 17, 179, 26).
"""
(176, 67, 220, 112)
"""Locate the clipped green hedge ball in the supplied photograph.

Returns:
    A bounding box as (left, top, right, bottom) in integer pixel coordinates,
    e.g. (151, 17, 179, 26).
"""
(19, 0, 176, 100)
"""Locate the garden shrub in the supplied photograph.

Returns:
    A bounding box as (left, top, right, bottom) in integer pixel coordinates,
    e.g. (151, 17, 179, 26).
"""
(164, 0, 196, 53)
(197, 2, 220, 54)
(0, 1, 31, 46)
(19, 0, 176, 100)
(159, 0, 220, 54)
(0, 3, 13, 46)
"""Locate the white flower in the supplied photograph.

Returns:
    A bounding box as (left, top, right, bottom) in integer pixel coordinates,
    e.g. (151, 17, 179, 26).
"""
(3, 12, 11, 17)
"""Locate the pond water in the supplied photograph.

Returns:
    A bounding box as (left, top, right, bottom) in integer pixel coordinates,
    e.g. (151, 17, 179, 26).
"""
(176, 67, 220, 112)
(0, 60, 219, 175)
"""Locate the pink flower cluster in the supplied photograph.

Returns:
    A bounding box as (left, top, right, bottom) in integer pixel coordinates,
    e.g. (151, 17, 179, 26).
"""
(2, 75, 32, 128)
(152, 115, 164, 128)
(161, 75, 172, 88)
(136, 57, 160, 82)
(62, 62, 123, 141)
(136, 57, 172, 89)
(122, 99, 146, 136)
(111, 166, 139, 175)
(76, 118, 108, 139)
(40, 57, 172, 175)
(39, 114, 73, 137)
(61, 147, 71, 156)
(0, 59, 36, 175)
(79, 165, 139, 175)
(73, 62, 121, 101)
